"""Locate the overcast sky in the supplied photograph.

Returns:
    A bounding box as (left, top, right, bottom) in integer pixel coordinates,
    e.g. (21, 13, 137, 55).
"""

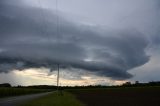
(0, 0, 160, 86)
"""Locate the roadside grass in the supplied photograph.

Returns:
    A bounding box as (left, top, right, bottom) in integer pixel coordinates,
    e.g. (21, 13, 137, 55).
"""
(20, 91, 85, 106)
(0, 87, 51, 98)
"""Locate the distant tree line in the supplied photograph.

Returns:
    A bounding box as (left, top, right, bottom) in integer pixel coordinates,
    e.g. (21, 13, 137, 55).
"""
(0, 83, 11, 87)
(1, 81, 160, 89)
(122, 81, 160, 87)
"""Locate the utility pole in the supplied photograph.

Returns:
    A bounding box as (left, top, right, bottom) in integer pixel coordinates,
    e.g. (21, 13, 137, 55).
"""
(57, 64, 60, 90)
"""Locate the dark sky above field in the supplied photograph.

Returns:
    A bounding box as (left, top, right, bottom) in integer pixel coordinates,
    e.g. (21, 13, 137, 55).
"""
(0, 0, 160, 85)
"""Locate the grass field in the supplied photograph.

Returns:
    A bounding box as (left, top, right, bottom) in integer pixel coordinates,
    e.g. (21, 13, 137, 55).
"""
(1, 86, 160, 106)
(0, 87, 51, 98)
(69, 86, 160, 106)
(20, 91, 85, 106)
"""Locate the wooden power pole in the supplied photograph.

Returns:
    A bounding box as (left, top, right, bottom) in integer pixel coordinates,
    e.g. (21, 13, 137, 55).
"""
(57, 64, 60, 90)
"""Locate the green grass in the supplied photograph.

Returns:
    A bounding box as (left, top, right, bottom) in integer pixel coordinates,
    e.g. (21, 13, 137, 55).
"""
(0, 87, 51, 98)
(20, 91, 85, 106)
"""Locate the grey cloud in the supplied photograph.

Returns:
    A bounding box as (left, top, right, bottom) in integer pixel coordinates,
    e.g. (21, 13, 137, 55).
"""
(0, 0, 150, 80)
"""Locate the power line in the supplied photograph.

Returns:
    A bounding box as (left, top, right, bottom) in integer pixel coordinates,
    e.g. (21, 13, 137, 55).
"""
(57, 64, 60, 89)
(56, 0, 60, 41)
(56, 0, 60, 91)
(37, 0, 60, 89)
(38, 0, 61, 90)
(37, 0, 49, 39)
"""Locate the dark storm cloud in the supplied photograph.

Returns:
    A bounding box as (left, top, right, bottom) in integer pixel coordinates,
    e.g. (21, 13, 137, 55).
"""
(0, 0, 150, 80)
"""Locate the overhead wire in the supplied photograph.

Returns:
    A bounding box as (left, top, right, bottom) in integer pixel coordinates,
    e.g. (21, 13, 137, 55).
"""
(56, 0, 60, 90)
(37, 0, 49, 39)
(56, 0, 60, 41)
(38, 0, 61, 89)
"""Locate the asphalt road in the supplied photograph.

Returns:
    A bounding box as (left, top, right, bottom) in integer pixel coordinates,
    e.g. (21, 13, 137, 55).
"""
(0, 92, 53, 106)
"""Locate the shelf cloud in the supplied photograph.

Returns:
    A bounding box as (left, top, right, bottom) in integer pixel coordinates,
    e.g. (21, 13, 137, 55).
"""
(1, 0, 159, 80)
